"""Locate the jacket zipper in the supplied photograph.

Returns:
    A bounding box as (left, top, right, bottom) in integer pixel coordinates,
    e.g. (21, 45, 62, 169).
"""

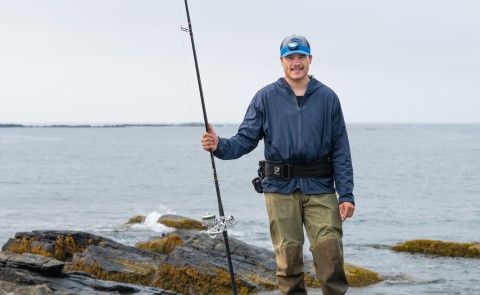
(296, 93, 303, 191)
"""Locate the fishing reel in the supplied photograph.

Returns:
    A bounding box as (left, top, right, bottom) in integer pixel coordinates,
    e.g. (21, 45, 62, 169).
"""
(202, 212, 235, 239)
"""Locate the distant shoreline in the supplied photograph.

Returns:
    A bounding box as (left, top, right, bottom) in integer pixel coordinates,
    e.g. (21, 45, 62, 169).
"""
(0, 123, 211, 128)
(1, 122, 479, 128)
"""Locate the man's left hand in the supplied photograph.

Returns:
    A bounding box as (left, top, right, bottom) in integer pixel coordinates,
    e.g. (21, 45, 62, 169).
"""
(339, 202, 355, 222)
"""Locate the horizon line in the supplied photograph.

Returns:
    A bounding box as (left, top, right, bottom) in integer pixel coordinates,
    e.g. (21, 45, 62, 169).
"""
(1, 122, 480, 128)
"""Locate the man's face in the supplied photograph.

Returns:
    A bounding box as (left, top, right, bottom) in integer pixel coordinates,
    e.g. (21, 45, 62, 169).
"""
(281, 53, 312, 82)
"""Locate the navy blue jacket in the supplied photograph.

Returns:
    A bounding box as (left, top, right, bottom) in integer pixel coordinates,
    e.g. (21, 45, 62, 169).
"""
(214, 77, 354, 204)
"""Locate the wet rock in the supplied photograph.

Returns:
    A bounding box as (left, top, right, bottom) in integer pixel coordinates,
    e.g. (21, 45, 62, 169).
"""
(157, 215, 205, 230)
(158, 229, 278, 294)
(0, 281, 55, 295)
(2, 230, 109, 262)
(126, 215, 146, 224)
(0, 252, 177, 294)
(1, 216, 383, 294)
(343, 263, 384, 287)
(0, 252, 64, 275)
(135, 234, 184, 255)
(66, 239, 166, 286)
(125, 214, 205, 230)
(468, 242, 480, 253)
(1, 231, 177, 294)
(146, 228, 382, 293)
(158, 214, 191, 221)
(391, 239, 480, 258)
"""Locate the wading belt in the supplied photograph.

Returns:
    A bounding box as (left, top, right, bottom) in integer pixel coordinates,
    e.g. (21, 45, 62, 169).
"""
(259, 158, 334, 180)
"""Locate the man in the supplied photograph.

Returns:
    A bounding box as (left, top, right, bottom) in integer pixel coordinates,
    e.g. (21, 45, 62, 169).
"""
(201, 34, 355, 295)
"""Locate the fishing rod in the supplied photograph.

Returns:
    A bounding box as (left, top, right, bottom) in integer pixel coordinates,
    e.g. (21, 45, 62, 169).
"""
(181, 0, 237, 294)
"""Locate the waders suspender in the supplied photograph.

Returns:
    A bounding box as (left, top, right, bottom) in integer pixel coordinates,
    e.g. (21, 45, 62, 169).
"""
(181, 1, 238, 294)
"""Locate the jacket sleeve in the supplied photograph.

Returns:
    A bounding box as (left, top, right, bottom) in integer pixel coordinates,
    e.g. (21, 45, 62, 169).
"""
(331, 95, 355, 204)
(213, 97, 264, 160)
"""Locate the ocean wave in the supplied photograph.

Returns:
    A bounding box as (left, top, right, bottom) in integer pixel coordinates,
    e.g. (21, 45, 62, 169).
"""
(383, 274, 446, 285)
(128, 211, 174, 233)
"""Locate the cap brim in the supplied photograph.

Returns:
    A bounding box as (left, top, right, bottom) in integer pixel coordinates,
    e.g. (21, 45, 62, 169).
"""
(281, 50, 310, 57)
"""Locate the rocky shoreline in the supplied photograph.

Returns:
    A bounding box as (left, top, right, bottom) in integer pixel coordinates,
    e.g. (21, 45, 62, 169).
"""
(0, 214, 382, 294)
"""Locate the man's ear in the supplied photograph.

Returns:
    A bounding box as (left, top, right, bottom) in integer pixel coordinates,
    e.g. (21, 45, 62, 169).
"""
(309, 55, 313, 64)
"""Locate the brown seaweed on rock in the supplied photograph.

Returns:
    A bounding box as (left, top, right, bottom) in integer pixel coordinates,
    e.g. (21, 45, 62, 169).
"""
(125, 214, 205, 230)
(391, 239, 480, 258)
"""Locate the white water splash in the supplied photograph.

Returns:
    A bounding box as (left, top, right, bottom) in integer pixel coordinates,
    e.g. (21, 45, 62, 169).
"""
(130, 211, 174, 233)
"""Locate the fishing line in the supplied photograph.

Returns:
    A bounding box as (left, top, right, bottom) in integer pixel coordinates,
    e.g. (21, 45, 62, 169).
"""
(180, 0, 238, 294)
(176, 0, 195, 123)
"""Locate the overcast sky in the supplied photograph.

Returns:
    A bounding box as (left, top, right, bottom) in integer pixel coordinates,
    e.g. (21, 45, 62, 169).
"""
(1, 0, 479, 124)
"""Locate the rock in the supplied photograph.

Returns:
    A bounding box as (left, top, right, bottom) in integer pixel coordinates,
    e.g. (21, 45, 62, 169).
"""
(125, 214, 205, 230)
(135, 234, 184, 254)
(158, 214, 191, 221)
(157, 229, 278, 294)
(391, 239, 480, 258)
(157, 215, 205, 230)
(66, 238, 166, 286)
(147, 228, 382, 294)
(1, 231, 178, 294)
(468, 242, 480, 253)
(126, 215, 146, 224)
(1, 215, 383, 294)
(0, 281, 55, 295)
(344, 263, 383, 287)
(2, 230, 109, 262)
(0, 252, 64, 275)
(0, 266, 178, 295)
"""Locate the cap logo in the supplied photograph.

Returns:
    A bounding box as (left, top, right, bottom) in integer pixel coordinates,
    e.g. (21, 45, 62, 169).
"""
(287, 40, 300, 50)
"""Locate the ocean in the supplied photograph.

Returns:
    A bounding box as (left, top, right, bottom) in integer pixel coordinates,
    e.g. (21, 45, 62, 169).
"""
(0, 124, 479, 294)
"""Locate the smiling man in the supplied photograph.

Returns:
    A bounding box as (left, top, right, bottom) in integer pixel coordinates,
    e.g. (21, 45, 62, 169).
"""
(201, 34, 355, 295)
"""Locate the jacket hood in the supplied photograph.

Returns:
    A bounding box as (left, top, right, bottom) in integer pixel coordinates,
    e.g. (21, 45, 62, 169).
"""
(275, 76, 325, 96)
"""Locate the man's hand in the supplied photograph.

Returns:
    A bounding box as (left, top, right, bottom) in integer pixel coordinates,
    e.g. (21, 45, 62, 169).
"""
(339, 202, 355, 222)
(201, 123, 219, 152)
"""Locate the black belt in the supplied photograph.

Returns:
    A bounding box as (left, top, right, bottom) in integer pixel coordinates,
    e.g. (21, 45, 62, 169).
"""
(259, 158, 334, 180)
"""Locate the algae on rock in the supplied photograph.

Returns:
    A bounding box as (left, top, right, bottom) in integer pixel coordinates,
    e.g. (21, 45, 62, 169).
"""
(135, 234, 184, 254)
(391, 239, 480, 258)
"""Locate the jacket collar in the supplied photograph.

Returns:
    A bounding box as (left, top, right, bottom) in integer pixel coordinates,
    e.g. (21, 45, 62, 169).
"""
(276, 75, 324, 96)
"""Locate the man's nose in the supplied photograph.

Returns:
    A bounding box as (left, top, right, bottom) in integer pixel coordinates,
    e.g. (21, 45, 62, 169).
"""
(292, 57, 302, 63)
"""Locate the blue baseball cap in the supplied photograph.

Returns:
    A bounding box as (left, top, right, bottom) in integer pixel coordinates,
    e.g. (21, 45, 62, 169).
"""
(280, 34, 311, 57)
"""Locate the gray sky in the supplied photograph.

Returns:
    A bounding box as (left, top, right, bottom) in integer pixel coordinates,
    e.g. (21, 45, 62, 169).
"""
(1, 0, 479, 124)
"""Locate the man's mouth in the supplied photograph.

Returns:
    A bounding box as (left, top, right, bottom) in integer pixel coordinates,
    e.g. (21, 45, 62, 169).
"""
(291, 66, 303, 72)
